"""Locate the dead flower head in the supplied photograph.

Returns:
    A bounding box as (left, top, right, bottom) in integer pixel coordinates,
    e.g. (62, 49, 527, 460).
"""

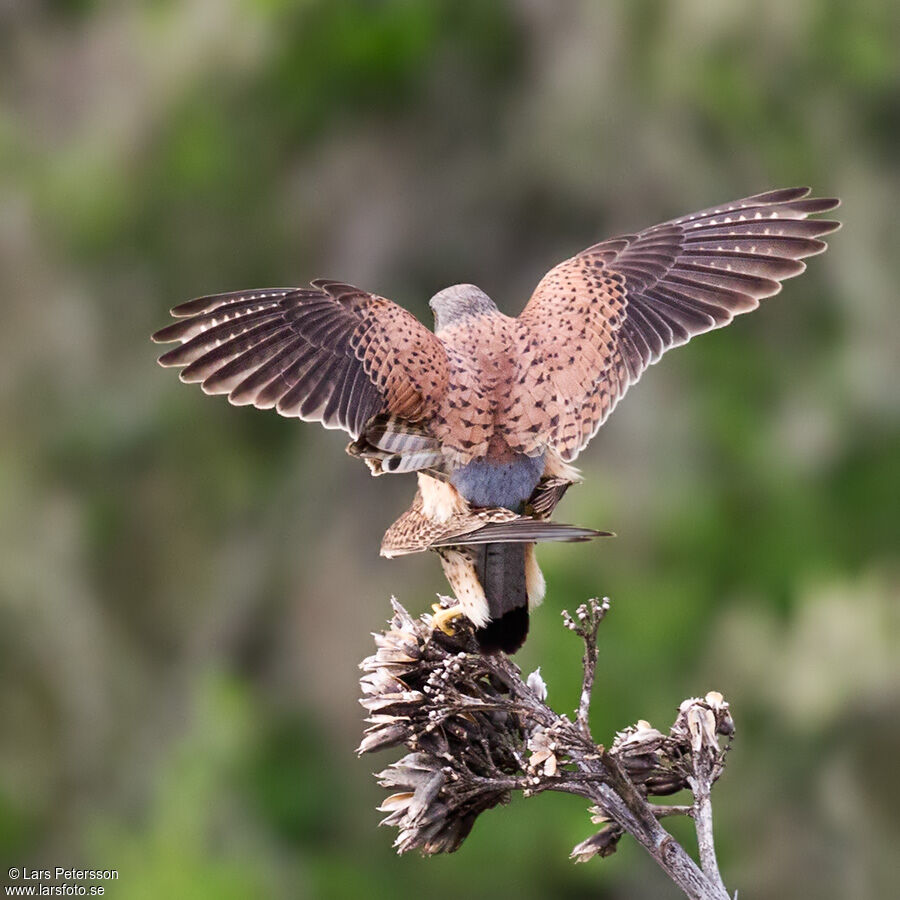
(610, 694, 735, 795)
(358, 599, 530, 854)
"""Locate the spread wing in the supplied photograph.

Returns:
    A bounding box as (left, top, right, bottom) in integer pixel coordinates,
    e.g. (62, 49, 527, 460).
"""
(509, 187, 841, 461)
(152, 280, 449, 438)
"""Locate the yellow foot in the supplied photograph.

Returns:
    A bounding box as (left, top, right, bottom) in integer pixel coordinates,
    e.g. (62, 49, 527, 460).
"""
(431, 603, 464, 636)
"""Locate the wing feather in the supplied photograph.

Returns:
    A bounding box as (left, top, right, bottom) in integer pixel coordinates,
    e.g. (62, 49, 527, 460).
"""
(380, 483, 610, 557)
(509, 188, 839, 459)
(229, 338, 306, 407)
(201, 327, 297, 395)
(153, 283, 449, 439)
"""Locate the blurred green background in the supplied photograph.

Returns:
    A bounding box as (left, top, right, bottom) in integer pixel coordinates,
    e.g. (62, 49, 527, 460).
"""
(1, 1, 897, 898)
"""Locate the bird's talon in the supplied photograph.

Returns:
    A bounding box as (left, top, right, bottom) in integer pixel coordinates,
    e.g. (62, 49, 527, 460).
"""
(431, 604, 464, 636)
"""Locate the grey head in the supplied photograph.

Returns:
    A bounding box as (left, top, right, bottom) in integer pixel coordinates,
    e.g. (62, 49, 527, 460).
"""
(428, 284, 498, 332)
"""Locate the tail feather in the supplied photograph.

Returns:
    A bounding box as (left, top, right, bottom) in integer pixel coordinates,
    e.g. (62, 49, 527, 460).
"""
(475, 607, 529, 655)
(358, 448, 445, 474)
(473, 543, 529, 654)
(364, 415, 439, 454)
(347, 415, 445, 475)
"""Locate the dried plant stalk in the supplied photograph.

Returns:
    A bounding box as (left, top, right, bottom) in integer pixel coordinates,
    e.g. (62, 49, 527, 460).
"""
(358, 597, 735, 900)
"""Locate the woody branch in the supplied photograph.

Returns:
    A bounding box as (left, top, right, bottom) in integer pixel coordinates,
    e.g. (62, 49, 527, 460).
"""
(358, 597, 735, 900)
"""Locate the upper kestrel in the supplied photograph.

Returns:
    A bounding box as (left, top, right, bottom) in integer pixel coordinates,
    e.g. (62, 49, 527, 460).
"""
(153, 186, 840, 652)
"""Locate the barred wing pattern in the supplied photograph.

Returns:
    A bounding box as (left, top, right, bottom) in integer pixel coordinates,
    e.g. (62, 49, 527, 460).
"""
(152, 280, 449, 438)
(509, 188, 840, 461)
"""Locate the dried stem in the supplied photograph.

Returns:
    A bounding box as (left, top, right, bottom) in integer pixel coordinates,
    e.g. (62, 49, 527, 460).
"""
(692, 774, 725, 894)
(358, 597, 735, 900)
(652, 804, 694, 819)
(562, 597, 609, 738)
(685, 692, 733, 896)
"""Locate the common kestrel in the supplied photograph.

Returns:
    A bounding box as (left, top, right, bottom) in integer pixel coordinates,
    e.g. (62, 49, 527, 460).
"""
(379, 474, 610, 651)
(153, 187, 840, 652)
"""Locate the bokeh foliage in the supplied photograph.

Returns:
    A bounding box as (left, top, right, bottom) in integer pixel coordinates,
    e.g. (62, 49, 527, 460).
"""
(0, 1, 897, 898)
